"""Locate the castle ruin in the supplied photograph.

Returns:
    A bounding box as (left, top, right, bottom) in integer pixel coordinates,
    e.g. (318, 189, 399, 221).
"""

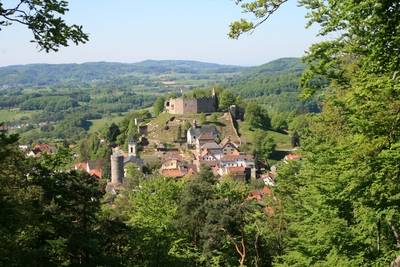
(165, 89, 217, 114)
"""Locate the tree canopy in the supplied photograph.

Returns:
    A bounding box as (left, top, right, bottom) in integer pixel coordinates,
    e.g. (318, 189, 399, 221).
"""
(230, 0, 400, 265)
(0, 0, 88, 51)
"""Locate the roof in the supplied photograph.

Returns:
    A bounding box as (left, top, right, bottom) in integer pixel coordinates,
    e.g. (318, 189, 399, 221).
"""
(87, 160, 103, 171)
(285, 154, 302, 161)
(74, 162, 87, 171)
(220, 137, 238, 148)
(199, 149, 211, 158)
(197, 131, 216, 141)
(225, 166, 246, 173)
(124, 156, 144, 166)
(201, 142, 220, 150)
(90, 169, 102, 178)
(247, 186, 272, 201)
(160, 168, 188, 178)
(188, 125, 219, 137)
(74, 161, 102, 179)
(221, 154, 254, 162)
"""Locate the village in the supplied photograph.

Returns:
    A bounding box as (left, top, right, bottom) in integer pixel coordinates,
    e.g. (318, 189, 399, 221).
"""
(83, 89, 300, 192)
(17, 89, 302, 197)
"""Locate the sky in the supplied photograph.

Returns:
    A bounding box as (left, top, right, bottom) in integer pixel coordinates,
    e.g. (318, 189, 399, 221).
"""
(0, 0, 321, 67)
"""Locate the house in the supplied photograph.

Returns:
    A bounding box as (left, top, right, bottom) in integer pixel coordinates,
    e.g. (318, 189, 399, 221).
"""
(247, 186, 272, 202)
(218, 154, 256, 179)
(27, 143, 56, 157)
(74, 160, 103, 178)
(195, 132, 218, 151)
(219, 137, 240, 156)
(284, 153, 302, 162)
(260, 172, 276, 186)
(195, 148, 220, 170)
(187, 125, 219, 145)
(160, 158, 195, 178)
(220, 154, 255, 169)
(220, 166, 248, 180)
(198, 141, 223, 157)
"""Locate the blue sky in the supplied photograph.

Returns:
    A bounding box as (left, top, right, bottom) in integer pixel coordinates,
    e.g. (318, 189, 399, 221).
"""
(0, 0, 321, 67)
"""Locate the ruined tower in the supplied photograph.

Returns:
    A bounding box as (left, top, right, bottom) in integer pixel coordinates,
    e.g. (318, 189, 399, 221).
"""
(111, 152, 124, 184)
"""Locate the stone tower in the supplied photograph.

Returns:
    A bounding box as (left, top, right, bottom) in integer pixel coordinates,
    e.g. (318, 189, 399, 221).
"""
(128, 139, 137, 157)
(111, 152, 124, 184)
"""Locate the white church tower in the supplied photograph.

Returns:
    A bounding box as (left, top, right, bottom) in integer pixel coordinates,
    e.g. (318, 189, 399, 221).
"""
(128, 139, 137, 157)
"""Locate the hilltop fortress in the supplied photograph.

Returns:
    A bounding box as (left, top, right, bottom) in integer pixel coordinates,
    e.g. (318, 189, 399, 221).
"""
(165, 89, 217, 114)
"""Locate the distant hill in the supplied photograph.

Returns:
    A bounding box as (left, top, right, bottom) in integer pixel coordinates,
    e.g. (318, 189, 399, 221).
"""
(0, 60, 246, 87)
(0, 57, 315, 112)
(226, 58, 305, 98)
(223, 58, 317, 113)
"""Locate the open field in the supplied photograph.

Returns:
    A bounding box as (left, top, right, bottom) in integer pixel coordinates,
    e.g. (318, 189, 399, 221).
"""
(0, 109, 37, 122)
(88, 114, 126, 134)
(237, 121, 291, 150)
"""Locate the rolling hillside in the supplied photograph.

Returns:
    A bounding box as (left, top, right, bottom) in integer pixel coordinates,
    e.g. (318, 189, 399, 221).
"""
(224, 58, 319, 113)
(0, 60, 246, 87)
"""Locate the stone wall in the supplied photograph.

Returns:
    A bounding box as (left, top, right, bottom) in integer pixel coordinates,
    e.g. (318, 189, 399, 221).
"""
(111, 153, 124, 184)
(165, 96, 216, 114)
(197, 97, 216, 113)
(182, 98, 198, 113)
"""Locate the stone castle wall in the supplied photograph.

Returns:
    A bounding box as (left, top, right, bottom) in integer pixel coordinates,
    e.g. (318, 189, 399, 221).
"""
(165, 96, 216, 114)
(196, 97, 216, 113)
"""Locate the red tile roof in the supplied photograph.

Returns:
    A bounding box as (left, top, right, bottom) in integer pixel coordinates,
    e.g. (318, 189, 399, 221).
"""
(74, 161, 102, 179)
(221, 154, 254, 162)
(161, 168, 187, 178)
(74, 162, 87, 171)
(90, 169, 102, 178)
(247, 186, 272, 201)
(285, 154, 302, 160)
(225, 166, 246, 173)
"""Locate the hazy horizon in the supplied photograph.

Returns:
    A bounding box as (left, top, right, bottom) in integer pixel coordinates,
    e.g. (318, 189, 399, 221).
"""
(0, 56, 302, 68)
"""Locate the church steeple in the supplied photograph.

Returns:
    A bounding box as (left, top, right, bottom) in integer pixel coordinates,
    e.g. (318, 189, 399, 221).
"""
(128, 139, 137, 157)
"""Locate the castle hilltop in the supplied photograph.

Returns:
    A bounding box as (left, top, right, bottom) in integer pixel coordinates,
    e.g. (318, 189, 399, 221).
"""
(165, 89, 217, 114)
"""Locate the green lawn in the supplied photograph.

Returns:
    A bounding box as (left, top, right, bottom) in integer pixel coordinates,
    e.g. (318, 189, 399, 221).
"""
(88, 114, 126, 134)
(237, 121, 291, 150)
(0, 109, 37, 122)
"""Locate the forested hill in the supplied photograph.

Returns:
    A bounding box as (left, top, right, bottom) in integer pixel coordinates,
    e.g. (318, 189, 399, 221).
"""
(0, 58, 305, 88)
(224, 58, 316, 113)
(226, 57, 304, 98)
(0, 60, 246, 87)
(0, 58, 314, 112)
